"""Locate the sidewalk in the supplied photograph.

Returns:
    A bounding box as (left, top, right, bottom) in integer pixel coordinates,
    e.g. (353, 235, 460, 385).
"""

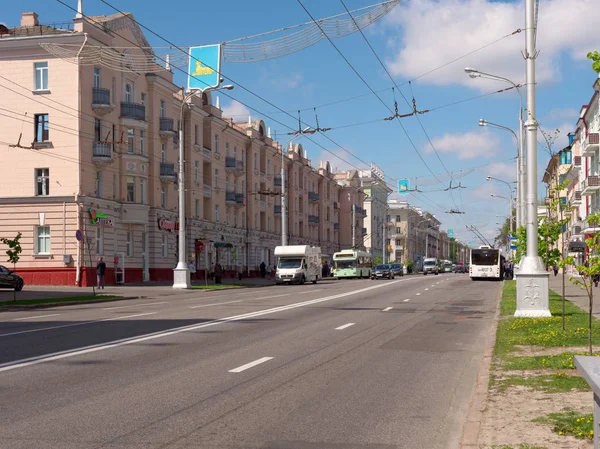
(549, 274, 600, 317)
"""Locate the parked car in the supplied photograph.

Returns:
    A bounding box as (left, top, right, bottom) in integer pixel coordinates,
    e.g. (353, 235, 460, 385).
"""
(390, 263, 404, 277)
(0, 265, 24, 291)
(454, 263, 466, 273)
(371, 264, 394, 280)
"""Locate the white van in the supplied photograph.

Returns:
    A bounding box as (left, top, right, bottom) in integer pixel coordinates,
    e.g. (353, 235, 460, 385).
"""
(423, 258, 439, 275)
(274, 245, 321, 285)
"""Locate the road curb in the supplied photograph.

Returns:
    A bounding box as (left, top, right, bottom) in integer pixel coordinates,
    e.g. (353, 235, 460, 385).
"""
(0, 295, 148, 311)
(459, 280, 504, 448)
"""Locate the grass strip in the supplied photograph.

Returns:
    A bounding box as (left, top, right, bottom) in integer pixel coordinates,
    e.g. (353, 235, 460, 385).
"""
(502, 352, 600, 371)
(496, 373, 590, 393)
(532, 409, 594, 440)
(491, 444, 547, 449)
(0, 295, 120, 307)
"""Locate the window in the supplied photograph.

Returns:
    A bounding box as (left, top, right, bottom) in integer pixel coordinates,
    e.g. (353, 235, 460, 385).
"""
(34, 114, 49, 142)
(94, 118, 102, 141)
(254, 183, 258, 198)
(161, 186, 166, 208)
(194, 125, 199, 145)
(254, 153, 258, 169)
(126, 231, 133, 257)
(141, 93, 146, 107)
(226, 175, 231, 191)
(267, 160, 271, 175)
(225, 142, 230, 157)
(112, 124, 116, 151)
(35, 226, 50, 254)
(124, 83, 132, 103)
(226, 208, 230, 225)
(161, 143, 166, 162)
(160, 100, 165, 118)
(96, 227, 103, 255)
(194, 161, 200, 183)
(214, 134, 219, 153)
(215, 205, 220, 223)
(93, 67, 101, 89)
(161, 234, 168, 258)
(140, 130, 145, 155)
(111, 78, 116, 105)
(126, 176, 135, 202)
(127, 128, 134, 153)
(234, 212, 238, 227)
(255, 213, 258, 229)
(234, 146, 238, 161)
(96, 171, 103, 197)
(268, 217, 271, 232)
(195, 199, 200, 218)
(35, 168, 49, 196)
(113, 174, 117, 200)
(215, 169, 220, 188)
(242, 181, 245, 195)
(140, 178, 146, 204)
(242, 150, 245, 167)
(34, 62, 48, 90)
(242, 212, 246, 228)
(560, 150, 572, 165)
(234, 179, 238, 193)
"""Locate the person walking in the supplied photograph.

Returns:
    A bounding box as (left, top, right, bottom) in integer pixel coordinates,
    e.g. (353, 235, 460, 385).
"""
(553, 263, 559, 277)
(260, 261, 267, 279)
(214, 262, 222, 284)
(96, 257, 106, 289)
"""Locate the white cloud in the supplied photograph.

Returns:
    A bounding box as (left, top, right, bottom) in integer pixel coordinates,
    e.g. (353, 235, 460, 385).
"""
(221, 100, 251, 119)
(543, 108, 580, 123)
(385, 0, 598, 88)
(426, 130, 502, 160)
(487, 161, 517, 180)
(270, 73, 303, 90)
(473, 182, 500, 200)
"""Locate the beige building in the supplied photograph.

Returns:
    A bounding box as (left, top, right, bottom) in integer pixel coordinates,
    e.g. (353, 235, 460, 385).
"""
(0, 10, 364, 286)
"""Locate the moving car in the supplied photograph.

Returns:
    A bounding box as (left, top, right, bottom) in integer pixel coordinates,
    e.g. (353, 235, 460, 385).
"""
(454, 262, 466, 273)
(371, 264, 394, 280)
(0, 265, 24, 291)
(422, 258, 439, 275)
(390, 263, 404, 277)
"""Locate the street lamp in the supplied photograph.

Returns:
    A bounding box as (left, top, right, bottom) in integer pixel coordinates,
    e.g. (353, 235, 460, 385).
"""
(173, 84, 235, 289)
(467, 68, 525, 229)
(490, 194, 515, 233)
(487, 175, 516, 232)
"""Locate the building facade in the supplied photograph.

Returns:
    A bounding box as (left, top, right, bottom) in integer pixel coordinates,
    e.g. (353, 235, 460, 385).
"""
(0, 10, 364, 286)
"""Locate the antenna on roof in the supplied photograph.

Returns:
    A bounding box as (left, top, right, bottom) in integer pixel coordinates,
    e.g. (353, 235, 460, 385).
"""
(75, 0, 83, 19)
(216, 96, 220, 109)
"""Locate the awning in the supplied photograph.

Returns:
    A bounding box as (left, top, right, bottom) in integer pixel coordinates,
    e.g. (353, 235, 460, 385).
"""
(214, 242, 233, 248)
(569, 241, 586, 252)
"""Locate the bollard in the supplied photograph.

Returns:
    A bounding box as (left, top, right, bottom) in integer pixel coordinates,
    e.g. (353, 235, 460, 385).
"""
(574, 356, 600, 448)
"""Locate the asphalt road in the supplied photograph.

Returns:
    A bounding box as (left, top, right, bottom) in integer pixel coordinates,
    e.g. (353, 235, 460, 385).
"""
(0, 274, 501, 449)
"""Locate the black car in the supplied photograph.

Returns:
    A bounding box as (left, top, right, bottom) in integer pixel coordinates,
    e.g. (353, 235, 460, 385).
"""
(371, 264, 394, 280)
(0, 265, 24, 291)
(390, 263, 404, 277)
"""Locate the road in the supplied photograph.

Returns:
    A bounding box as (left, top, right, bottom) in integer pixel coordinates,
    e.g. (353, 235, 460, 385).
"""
(0, 274, 500, 449)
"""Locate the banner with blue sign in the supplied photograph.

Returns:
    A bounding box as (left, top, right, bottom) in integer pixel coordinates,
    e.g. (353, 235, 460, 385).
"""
(398, 179, 410, 195)
(510, 238, 518, 250)
(188, 45, 221, 92)
(448, 229, 454, 239)
(467, 241, 473, 248)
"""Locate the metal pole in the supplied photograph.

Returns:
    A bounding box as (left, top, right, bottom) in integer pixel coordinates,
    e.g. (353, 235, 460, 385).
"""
(519, 107, 526, 229)
(383, 218, 386, 264)
(515, 0, 550, 317)
(281, 147, 287, 246)
(173, 104, 191, 289)
(352, 203, 356, 248)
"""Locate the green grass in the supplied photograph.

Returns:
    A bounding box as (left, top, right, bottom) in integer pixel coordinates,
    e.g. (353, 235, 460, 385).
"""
(491, 444, 547, 449)
(502, 352, 600, 371)
(494, 282, 600, 357)
(496, 373, 590, 393)
(532, 409, 594, 440)
(191, 284, 256, 290)
(0, 295, 119, 307)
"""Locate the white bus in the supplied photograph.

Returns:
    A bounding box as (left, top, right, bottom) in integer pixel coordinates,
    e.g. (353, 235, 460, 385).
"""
(332, 249, 372, 279)
(469, 246, 504, 280)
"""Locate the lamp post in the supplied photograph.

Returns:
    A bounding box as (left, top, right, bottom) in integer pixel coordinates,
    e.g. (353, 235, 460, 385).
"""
(466, 68, 525, 229)
(487, 176, 516, 233)
(281, 129, 309, 246)
(490, 194, 515, 233)
(173, 84, 234, 289)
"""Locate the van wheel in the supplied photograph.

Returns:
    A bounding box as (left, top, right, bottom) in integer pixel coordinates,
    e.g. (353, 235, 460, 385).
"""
(312, 277, 317, 284)
(300, 276, 305, 285)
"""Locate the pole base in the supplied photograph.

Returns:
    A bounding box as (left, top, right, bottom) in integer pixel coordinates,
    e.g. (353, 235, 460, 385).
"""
(173, 266, 191, 289)
(514, 255, 551, 317)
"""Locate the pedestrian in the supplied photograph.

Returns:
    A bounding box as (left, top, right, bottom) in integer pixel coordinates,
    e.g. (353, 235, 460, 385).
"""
(238, 265, 243, 281)
(209, 262, 215, 280)
(260, 261, 266, 278)
(215, 263, 222, 284)
(322, 261, 329, 278)
(553, 263, 559, 277)
(266, 263, 272, 280)
(96, 256, 106, 289)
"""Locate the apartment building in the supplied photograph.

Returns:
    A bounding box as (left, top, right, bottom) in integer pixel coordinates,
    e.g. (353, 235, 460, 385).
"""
(0, 10, 364, 286)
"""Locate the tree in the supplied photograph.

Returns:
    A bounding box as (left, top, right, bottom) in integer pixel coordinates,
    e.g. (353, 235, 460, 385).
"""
(373, 255, 383, 265)
(0, 232, 23, 301)
(587, 51, 600, 73)
(561, 213, 600, 356)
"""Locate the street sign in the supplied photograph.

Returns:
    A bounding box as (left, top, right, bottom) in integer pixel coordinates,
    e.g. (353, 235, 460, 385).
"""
(467, 241, 473, 248)
(510, 238, 518, 250)
(398, 179, 410, 195)
(75, 229, 83, 241)
(448, 229, 454, 239)
(188, 45, 222, 92)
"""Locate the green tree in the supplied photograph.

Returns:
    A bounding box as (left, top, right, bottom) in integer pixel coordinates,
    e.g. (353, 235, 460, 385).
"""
(0, 232, 23, 301)
(373, 255, 383, 265)
(587, 51, 600, 73)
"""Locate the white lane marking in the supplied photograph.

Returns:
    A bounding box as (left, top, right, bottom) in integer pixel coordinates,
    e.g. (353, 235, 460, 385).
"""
(382, 307, 393, 312)
(103, 301, 167, 311)
(403, 299, 410, 302)
(228, 357, 273, 373)
(431, 285, 435, 287)
(0, 280, 401, 373)
(189, 300, 244, 309)
(335, 323, 355, 330)
(424, 288, 429, 291)
(258, 294, 290, 300)
(0, 312, 156, 338)
(416, 293, 421, 296)
(13, 314, 60, 321)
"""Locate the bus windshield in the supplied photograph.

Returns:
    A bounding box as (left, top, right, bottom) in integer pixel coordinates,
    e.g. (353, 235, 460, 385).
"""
(278, 258, 303, 269)
(335, 259, 356, 269)
(471, 250, 499, 265)
(423, 260, 436, 267)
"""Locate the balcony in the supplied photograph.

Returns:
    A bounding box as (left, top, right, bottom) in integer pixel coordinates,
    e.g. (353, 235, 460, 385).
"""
(334, 223, 340, 231)
(235, 161, 245, 175)
(308, 192, 319, 202)
(120, 102, 146, 121)
(235, 193, 245, 206)
(362, 227, 368, 234)
(225, 157, 237, 172)
(91, 142, 113, 165)
(159, 118, 175, 140)
(572, 190, 582, 205)
(274, 176, 282, 187)
(274, 205, 282, 215)
(203, 184, 211, 198)
(582, 175, 600, 196)
(354, 205, 367, 215)
(582, 133, 600, 157)
(91, 87, 113, 115)
(202, 147, 211, 162)
(582, 216, 600, 234)
(308, 215, 319, 225)
(159, 163, 176, 182)
(333, 201, 339, 210)
(571, 221, 582, 235)
(573, 155, 582, 167)
(225, 191, 237, 204)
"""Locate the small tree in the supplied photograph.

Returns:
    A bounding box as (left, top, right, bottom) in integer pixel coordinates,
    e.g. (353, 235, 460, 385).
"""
(373, 255, 383, 265)
(587, 51, 600, 73)
(562, 213, 600, 355)
(0, 232, 23, 301)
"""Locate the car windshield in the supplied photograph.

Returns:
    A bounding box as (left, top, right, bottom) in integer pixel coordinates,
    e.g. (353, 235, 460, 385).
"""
(335, 259, 356, 269)
(391, 264, 401, 269)
(423, 261, 436, 266)
(278, 258, 302, 269)
(471, 250, 499, 265)
(0, 265, 10, 274)
(375, 265, 389, 270)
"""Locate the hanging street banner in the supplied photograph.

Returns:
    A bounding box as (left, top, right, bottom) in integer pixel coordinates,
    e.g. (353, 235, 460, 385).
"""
(448, 229, 454, 239)
(188, 44, 222, 92)
(467, 241, 473, 248)
(510, 238, 518, 250)
(398, 179, 410, 195)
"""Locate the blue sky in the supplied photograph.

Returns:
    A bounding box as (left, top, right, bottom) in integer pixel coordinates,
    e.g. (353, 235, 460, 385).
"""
(2, 0, 598, 245)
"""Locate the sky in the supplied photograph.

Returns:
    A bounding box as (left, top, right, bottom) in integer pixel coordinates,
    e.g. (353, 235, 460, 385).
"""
(2, 0, 599, 246)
